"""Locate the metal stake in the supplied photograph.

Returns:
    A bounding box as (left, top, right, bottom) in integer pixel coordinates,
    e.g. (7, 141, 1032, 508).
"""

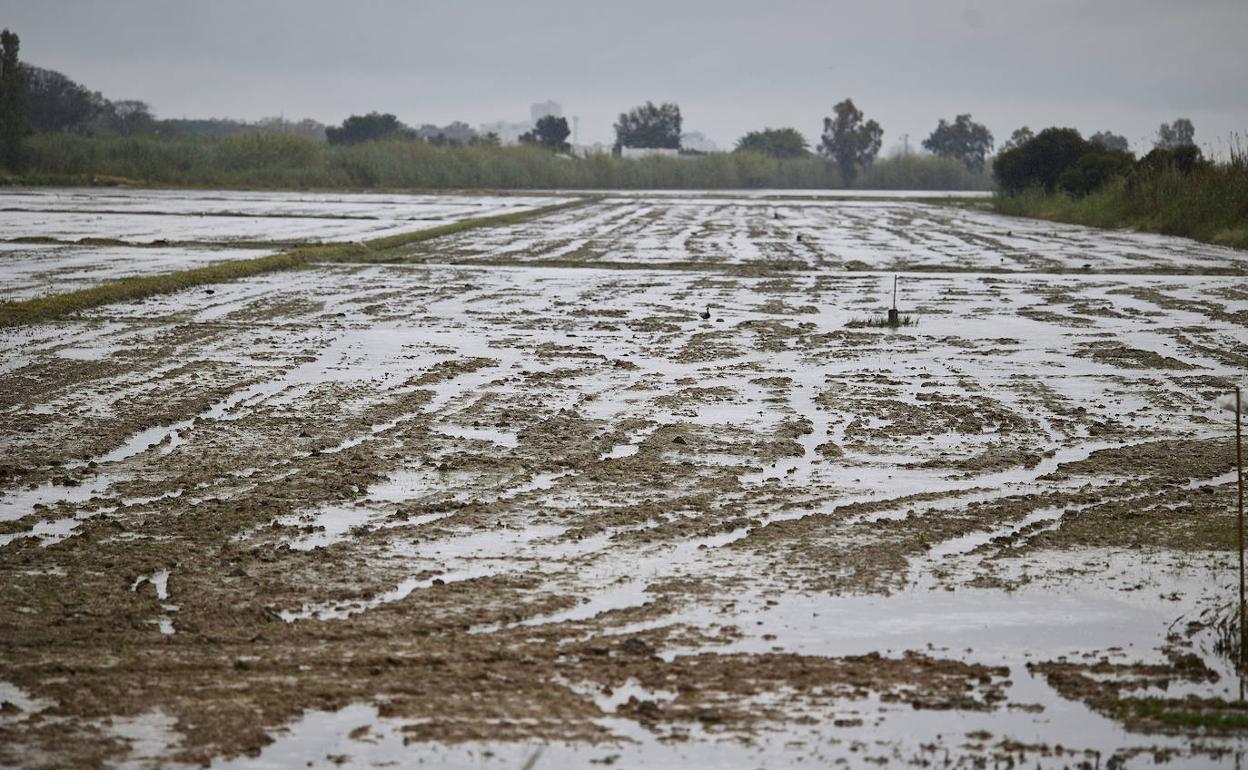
(1237, 385, 1245, 664)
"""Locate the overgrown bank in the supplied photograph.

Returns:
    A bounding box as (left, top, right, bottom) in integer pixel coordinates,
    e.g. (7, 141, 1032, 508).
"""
(990, 129, 1248, 250)
(6, 132, 990, 191)
(993, 165, 1248, 250)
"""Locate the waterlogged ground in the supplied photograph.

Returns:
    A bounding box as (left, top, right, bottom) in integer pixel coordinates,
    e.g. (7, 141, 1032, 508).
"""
(1, 190, 1247, 769)
(0, 188, 563, 300)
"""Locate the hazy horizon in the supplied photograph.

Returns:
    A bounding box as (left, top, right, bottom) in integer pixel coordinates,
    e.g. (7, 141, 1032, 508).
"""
(2, 0, 1245, 154)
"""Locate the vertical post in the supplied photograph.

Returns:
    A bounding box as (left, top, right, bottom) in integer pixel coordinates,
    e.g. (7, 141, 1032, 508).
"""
(1237, 385, 1245, 664)
(887, 275, 900, 327)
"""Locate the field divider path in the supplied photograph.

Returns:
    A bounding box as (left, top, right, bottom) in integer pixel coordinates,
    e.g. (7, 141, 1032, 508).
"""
(0, 196, 596, 328)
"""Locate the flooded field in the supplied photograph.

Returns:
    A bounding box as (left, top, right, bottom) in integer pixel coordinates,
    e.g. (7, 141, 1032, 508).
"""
(0, 188, 562, 300)
(2, 189, 1247, 769)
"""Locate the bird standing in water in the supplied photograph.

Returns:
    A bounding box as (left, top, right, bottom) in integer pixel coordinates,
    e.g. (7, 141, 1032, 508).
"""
(699, 305, 711, 320)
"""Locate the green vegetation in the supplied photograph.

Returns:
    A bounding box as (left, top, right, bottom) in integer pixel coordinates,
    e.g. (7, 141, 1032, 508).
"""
(0, 198, 593, 328)
(7, 131, 991, 191)
(1108, 696, 1248, 734)
(614, 101, 682, 151)
(922, 114, 993, 173)
(818, 98, 883, 183)
(735, 128, 810, 159)
(992, 122, 1247, 249)
(520, 116, 571, 153)
(846, 313, 918, 329)
(0, 28, 31, 171)
(994, 153, 1248, 250)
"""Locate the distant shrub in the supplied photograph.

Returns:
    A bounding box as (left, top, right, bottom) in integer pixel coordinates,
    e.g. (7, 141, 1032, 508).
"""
(1058, 149, 1135, 197)
(325, 112, 413, 146)
(994, 145, 1248, 251)
(1134, 145, 1209, 177)
(993, 127, 1093, 194)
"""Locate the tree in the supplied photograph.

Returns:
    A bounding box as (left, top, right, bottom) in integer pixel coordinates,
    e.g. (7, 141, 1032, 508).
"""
(1000, 126, 1034, 152)
(25, 66, 109, 133)
(107, 100, 154, 135)
(1057, 149, 1134, 196)
(0, 28, 31, 170)
(1136, 145, 1207, 176)
(818, 99, 882, 183)
(614, 101, 681, 150)
(993, 127, 1091, 194)
(326, 112, 412, 145)
(735, 127, 809, 158)
(1089, 130, 1129, 151)
(470, 131, 501, 147)
(1155, 118, 1195, 149)
(520, 115, 571, 152)
(922, 114, 993, 173)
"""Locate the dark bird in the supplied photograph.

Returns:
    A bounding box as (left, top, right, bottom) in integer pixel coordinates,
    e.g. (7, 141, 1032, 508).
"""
(795, 234, 804, 243)
(699, 305, 711, 320)
(204, 289, 215, 295)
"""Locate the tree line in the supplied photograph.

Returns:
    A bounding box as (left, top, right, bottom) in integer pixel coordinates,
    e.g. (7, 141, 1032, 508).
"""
(993, 119, 1203, 197)
(0, 27, 1209, 193)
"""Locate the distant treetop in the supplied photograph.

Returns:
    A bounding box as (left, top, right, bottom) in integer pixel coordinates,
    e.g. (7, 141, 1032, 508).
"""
(1155, 118, 1195, 150)
(735, 127, 809, 159)
(922, 114, 993, 173)
(326, 112, 412, 145)
(819, 98, 882, 183)
(614, 101, 682, 150)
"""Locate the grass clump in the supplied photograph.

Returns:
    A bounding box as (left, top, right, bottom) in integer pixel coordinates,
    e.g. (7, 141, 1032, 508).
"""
(1108, 696, 1248, 734)
(845, 313, 917, 329)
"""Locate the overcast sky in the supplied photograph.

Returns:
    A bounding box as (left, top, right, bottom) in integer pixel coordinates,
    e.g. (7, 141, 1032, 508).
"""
(2, 0, 1245, 154)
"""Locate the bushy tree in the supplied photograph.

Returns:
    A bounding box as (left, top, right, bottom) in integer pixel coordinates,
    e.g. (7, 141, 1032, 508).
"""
(326, 112, 412, 145)
(819, 98, 882, 183)
(922, 114, 993, 173)
(993, 127, 1091, 194)
(25, 66, 109, 133)
(614, 101, 681, 150)
(0, 28, 31, 170)
(735, 127, 809, 158)
(470, 131, 501, 147)
(1089, 130, 1129, 151)
(1057, 149, 1134, 196)
(1136, 145, 1208, 176)
(520, 115, 571, 152)
(1000, 126, 1034, 152)
(1155, 118, 1195, 149)
(107, 99, 154, 135)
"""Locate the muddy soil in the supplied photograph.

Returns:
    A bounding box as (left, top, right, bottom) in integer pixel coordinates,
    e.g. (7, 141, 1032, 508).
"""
(2, 192, 1248, 769)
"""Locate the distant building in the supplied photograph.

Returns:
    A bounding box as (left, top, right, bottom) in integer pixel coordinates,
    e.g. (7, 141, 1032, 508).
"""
(573, 143, 611, 157)
(480, 101, 565, 146)
(530, 100, 562, 123)
(621, 147, 680, 159)
(680, 131, 718, 153)
(478, 120, 532, 145)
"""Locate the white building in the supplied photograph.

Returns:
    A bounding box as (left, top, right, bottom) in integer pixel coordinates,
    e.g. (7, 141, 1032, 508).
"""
(480, 101, 565, 146)
(621, 147, 679, 159)
(477, 120, 531, 145)
(680, 131, 718, 153)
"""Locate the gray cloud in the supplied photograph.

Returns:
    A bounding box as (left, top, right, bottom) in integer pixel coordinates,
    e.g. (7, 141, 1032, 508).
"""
(2, 0, 1244, 153)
